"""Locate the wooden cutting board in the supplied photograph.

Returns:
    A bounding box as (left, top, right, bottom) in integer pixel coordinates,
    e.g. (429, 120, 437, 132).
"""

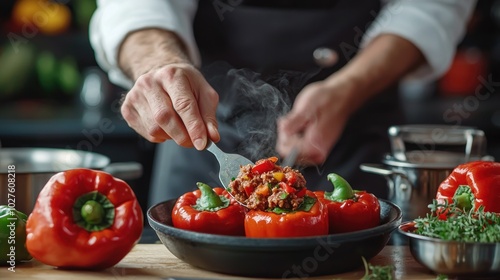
(1, 244, 436, 279)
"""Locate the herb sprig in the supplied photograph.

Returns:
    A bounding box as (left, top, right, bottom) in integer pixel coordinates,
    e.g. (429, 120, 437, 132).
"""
(361, 256, 394, 280)
(413, 199, 500, 242)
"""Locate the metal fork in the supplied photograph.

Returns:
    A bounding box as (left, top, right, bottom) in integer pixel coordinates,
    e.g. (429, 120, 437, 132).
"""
(206, 142, 252, 207)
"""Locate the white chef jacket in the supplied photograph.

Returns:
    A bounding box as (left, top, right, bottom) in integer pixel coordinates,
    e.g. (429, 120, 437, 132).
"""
(89, 0, 478, 90)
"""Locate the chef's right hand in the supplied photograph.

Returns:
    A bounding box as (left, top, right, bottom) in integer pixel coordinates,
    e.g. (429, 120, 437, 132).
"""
(120, 62, 220, 150)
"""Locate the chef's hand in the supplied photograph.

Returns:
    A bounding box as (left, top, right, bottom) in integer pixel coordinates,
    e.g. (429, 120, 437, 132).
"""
(277, 34, 425, 166)
(118, 29, 220, 150)
(121, 62, 220, 150)
(276, 76, 355, 166)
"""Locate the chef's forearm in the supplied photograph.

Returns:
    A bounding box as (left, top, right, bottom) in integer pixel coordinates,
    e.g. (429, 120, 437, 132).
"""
(118, 28, 192, 81)
(327, 34, 425, 114)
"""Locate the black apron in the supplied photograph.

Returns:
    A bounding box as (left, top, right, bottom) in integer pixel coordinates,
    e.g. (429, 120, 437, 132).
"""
(148, 0, 403, 205)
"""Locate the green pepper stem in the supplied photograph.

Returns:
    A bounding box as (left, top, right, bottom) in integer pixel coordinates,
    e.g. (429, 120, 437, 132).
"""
(73, 191, 115, 231)
(324, 173, 355, 202)
(81, 200, 105, 225)
(453, 185, 474, 211)
(197, 182, 224, 209)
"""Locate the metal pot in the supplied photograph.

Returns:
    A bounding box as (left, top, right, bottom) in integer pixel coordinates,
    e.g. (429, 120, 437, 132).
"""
(0, 147, 143, 214)
(360, 125, 493, 222)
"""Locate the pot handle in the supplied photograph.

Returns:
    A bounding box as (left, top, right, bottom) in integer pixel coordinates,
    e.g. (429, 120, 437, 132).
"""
(359, 163, 406, 177)
(103, 162, 143, 180)
(359, 163, 411, 200)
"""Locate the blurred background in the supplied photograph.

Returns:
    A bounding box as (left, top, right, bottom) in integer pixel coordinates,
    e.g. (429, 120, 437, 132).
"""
(0, 0, 499, 218)
(0, 0, 155, 217)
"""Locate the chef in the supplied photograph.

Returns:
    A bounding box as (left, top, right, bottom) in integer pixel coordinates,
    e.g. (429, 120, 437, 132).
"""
(89, 0, 477, 206)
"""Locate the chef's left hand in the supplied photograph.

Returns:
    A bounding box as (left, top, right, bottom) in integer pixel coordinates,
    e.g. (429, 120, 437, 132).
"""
(276, 76, 357, 166)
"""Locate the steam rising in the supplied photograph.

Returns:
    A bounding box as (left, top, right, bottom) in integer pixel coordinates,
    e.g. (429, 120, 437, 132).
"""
(203, 62, 319, 161)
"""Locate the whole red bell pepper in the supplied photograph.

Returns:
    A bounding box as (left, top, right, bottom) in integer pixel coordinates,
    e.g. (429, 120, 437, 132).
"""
(436, 161, 500, 214)
(244, 190, 328, 238)
(26, 168, 143, 270)
(172, 182, 246, 236)
(315, 173, 380, 234)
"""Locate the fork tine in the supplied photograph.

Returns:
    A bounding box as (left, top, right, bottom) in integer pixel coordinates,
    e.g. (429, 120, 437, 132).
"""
(205, 142, 252, 208)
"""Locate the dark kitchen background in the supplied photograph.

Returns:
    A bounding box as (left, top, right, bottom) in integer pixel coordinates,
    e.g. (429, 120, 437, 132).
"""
(1, 0, 499, 224)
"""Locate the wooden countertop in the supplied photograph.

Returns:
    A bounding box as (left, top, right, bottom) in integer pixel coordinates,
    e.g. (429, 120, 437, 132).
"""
(1, 244, 438, 279)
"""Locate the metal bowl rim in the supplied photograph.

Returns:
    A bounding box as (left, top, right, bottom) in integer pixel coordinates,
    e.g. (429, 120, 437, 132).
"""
(0, 147, 110, 174)
(398, 221, 500, 246)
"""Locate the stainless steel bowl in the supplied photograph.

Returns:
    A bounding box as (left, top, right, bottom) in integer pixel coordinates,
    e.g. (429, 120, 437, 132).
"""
(0, 147, 143, 214)
(398, 221, 500, 277)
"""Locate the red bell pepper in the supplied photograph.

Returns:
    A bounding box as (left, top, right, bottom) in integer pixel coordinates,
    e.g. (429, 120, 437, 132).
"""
(244, 190, 328, 238)
(251, 157, 278, 174)
(172, 182, 246, 236)
(436, 161, 500, 214)
(26, 168, 143, 270)
(315, 173, 380, 234)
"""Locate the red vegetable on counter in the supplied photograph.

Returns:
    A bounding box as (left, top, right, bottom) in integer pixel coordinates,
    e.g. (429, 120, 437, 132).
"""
(172, 182, 246, 236)
(315, 173, 380, 234)
(436, 161, 500, 215)
(26, 168, 143, 270)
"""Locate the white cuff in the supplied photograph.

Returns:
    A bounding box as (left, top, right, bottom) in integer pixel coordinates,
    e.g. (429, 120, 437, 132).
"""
(89, 0, 199, 89)
(362, 0, 477, 82)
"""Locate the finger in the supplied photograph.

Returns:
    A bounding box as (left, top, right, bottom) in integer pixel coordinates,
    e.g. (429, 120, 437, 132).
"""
(160, 68, 208, 150)
(133, 74, 189, 145)
(144, 81, 192, 147)
(277, 110, 310, 137)
(196, 77, 220, 143)
(121, 87, 170, 143)
(297, 126, 327, 165)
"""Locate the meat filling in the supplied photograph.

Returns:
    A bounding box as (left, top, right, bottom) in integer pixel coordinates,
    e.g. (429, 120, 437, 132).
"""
(228, 158, 307, 211)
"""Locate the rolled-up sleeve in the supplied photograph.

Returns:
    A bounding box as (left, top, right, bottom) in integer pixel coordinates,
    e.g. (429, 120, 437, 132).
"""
(89, 0, 199, 89)
(362, 0, 478, 81)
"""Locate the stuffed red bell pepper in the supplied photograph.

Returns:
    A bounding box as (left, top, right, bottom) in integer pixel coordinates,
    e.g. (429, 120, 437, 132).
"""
(436, 161, 500, 214)
(26, 168, 143, 270)
(227, 156, 327, 237)
(171, 182, 246, 236)
(244, 190, 328, 238)
(315, 173, 380, 234)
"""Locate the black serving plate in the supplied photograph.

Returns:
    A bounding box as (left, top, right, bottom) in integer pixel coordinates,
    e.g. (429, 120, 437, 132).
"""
(147, 199, 402, 278)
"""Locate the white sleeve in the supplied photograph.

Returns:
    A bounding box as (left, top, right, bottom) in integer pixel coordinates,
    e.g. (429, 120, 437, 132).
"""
(361, 0, 478, 81)
(89, 0, 199, 89)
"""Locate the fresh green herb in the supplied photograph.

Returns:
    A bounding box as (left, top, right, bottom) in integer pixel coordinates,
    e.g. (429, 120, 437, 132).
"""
(279, 192, 288, 200)
(297, 195, 315, 212)
(269, 196, 316, 214)
(413, 199, 500, 242)
(270, 207, 288, 214)
(361, 256, 394, 280)
(436, 274, 449, 280)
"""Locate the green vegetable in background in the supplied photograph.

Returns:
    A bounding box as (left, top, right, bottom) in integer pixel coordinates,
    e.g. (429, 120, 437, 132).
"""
(36, 53, 82, 96)
(0, 43, 36, 98)
(58, 56, 81, 95)
(0, 206, 32, 264)
(36, 50, 58, 94)
(74, 0, 97, 30)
